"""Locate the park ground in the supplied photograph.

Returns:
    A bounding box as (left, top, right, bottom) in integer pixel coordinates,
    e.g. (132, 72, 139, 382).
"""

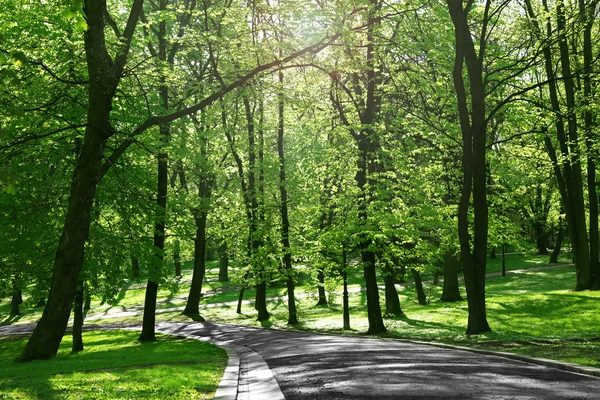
(1, 251, 600, 398)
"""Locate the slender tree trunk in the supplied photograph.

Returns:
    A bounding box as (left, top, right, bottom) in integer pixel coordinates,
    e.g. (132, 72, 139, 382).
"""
(72, 282, 84, 353)
(139, 0, 169, 342)
(411, 268, 427, 305)
(83, 289, 91, 313)
(440, 252, 463, 302)
(242, 96, 270, 321)
(550, 225, 566, 264)
(10, 275, 22, 316)
(524, 0, 591, 290)
(342, 249, 350, 330)
(131, 255, 140, 279)
(277, 69, 298, 325)
(447, 0, 490, 334)
(316, 270, 328, 306)
(218, 242, 229, 282)
(580, 0, 599, 288)
(489, 247, 496, 259)
(498, 244, 504, 276)
(183, 124, 211, 318)
(174, 240, 182, 278)
(236, 286, 245, 314)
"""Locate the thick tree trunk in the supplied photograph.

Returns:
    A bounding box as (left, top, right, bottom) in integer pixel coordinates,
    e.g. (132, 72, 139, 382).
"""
(535, 229, 549, 255)
(411, 269, 427, 305)
(72, 282, 84, 353)
(381, 260, 402, 316)
(255, 282, 269, 321)
(17, 98, 108, 362)
(440, 252, 463, 302)
(183, 213, 207, 319)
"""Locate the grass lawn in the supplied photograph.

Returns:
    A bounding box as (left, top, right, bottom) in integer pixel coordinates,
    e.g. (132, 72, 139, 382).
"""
(0, 330, 227, 399)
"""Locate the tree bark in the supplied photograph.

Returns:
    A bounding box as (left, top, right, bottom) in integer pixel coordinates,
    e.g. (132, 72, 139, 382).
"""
(174, 240, 182, 278)
(277, 70, 298, 325)
(316, 270, 328, 306)
(447, 0, 491, 334)
(411, 268, 427, 305)
(72, 282, 84, 353)
(342, 249, 350, 330)
(131, 255, 140, 279)
(218, 242, 229, 282)
(17, 0, 144, 362)
(550, 225, 566, 264)
(10, 275, 22, 316)
(440, 252, 463, 302)
(183, 212, 208, 318)
(381, 259, 402, 316)
(139, 0, 170, 342)
(524, 0, 591, 290)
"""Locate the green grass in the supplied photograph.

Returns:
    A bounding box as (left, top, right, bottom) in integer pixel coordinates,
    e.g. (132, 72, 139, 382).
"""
(484, 252, 572, 275)
(0, 330, 227, 399)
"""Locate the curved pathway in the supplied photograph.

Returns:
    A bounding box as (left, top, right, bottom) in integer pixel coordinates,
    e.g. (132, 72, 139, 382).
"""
(2, 321, 600, 399)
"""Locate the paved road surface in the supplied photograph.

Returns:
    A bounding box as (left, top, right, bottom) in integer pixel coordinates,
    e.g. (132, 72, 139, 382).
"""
(157, 322, 600, 400)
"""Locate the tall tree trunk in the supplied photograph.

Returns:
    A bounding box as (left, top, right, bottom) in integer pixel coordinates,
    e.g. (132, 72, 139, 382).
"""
(352, 2, 386, 334)
(242, 96, 269, 321)
(580, 0, 599, 288)
(72, 282, 84, 353)
(183, 121, 211, 318)
(556, 0, 590, 290)
(17, 0, 144, 362)
(139, 0, 169, 342)
(440, 252, 463, 302)
(277, 69, 298, 325)
(447, 0, 490, 334)
(524, 0, 591, 290)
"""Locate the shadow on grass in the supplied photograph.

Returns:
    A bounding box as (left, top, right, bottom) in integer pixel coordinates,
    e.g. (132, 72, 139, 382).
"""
(1, 313, 23, 326)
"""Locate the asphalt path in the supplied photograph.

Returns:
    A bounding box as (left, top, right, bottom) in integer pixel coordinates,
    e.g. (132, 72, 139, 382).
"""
(198, 322, 600, 400)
